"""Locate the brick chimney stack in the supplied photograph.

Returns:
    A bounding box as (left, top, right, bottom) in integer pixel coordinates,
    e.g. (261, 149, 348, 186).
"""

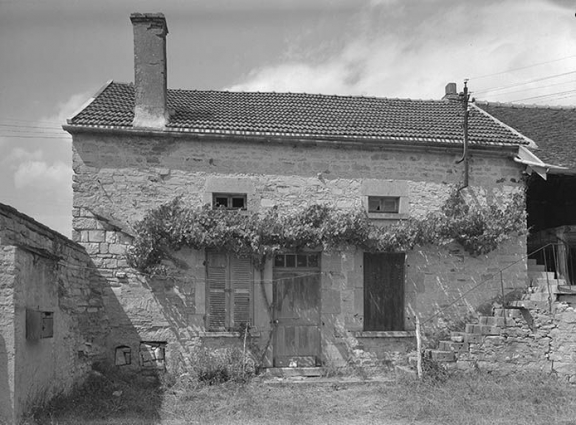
(130, 13, 169, 129)
(442, 82, 460, 101)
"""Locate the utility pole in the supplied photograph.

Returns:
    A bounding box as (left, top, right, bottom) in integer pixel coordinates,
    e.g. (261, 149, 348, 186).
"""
(456, 80, 470, 191)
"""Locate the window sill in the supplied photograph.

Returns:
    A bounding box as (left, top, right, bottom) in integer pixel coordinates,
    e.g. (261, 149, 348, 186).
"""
(352, 331, 415, 338)
(199, 331, 262, 338)
(367, 213, 408, 220)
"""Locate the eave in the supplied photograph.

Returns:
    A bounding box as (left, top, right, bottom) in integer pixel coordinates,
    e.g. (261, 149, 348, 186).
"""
(62, 123, 523, 157)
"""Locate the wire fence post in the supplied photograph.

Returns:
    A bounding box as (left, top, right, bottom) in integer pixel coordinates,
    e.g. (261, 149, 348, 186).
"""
(415, 316, 423, 380)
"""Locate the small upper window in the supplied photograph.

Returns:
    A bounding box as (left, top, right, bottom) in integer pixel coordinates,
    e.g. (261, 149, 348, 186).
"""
(213, 193, 247, 210)
(368, 196, 399, 213)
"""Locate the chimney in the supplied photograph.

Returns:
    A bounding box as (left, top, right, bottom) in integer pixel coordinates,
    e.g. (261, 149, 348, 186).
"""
(130, 13, 169, 129)
(442, 82, 460, 101)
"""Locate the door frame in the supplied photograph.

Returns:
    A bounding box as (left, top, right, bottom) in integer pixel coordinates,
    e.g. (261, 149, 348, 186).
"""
(271, 253, 322, 367)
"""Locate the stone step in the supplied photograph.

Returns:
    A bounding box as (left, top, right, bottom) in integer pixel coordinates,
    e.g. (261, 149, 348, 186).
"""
(426, 349, 456, 362)
(557, 294, 576, 305)
(493, 308, 523, 319)
(465, 324, 502, 335)
(527, 263, 546, 272)
(506, 300, 549, 311)
(557, 285, 576, 294)
(530, 277, 567, 287)
(527, 258, 538, 266)
(478, 316, 507, 327)
(526, 292, 553, 302)
(438, 340, 469, 353)
(450, 332, 466, 343)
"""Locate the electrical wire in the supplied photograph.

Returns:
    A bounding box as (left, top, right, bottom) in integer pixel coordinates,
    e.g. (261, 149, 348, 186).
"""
(468, 54, 576, 81)
(473, 70, 576, 95)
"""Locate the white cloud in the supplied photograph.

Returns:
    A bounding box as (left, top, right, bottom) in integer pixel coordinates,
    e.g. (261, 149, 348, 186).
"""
(226, 1, 576, 106)
(2, 148, 43, 165)
(13, 160, 72, 190)
(44, 91, 93, 124)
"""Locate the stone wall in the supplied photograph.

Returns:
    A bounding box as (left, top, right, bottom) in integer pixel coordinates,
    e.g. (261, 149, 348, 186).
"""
(70, 131, 527, 370)
(0, 203, 108, 423)
(454, 303, 576, 382)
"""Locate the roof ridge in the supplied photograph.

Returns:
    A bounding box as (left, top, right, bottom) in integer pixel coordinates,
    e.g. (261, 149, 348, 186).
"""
(474, 100, 576, 111)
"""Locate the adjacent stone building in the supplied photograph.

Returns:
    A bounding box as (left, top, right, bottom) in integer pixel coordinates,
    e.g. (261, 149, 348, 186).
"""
(61, 13, 533, 372)
(0, 203, 108, 424)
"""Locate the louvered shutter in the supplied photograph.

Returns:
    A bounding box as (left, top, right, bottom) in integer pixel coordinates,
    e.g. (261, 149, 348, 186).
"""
(230, 255, 252, 329)
(206, 252, 227, 331)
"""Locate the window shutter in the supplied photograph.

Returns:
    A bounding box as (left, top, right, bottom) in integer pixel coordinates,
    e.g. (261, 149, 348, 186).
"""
(206, 252, 227, 331)
(230, 255, 252, 329)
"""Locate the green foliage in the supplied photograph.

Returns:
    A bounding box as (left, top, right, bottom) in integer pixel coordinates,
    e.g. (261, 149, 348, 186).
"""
(127, 187, 527, 274)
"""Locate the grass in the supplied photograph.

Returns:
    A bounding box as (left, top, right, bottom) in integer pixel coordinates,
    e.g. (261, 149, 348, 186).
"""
(25, 367, 576, 425)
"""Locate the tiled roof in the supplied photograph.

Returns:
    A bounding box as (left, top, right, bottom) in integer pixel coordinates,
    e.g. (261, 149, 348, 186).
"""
(68, 81, 530, 147)
(476, 102, 576, 169)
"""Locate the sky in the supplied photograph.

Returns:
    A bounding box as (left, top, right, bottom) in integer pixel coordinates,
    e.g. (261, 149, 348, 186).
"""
(1, 0, 575, 237)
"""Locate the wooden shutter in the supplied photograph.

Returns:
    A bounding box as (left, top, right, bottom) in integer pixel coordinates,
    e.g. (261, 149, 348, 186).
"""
(206, 252, 253, 331)
(230, 255, 252, 329)
(206, 252, 227, 331)
(363, 252, 405, 331)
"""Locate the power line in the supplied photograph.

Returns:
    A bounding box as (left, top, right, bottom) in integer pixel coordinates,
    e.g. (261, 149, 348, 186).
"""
(476, 79, 576, 98)
(468, 54, 576, 81)
(473, 70, 576, 95)
(509, 89, 576, 103)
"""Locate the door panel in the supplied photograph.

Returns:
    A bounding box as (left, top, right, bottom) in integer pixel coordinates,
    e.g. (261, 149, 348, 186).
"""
(273, 270, 321, 367)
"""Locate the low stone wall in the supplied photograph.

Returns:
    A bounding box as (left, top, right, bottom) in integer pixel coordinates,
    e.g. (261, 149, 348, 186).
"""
(0, 203, 109, 423)
(452, 303, 576, 382)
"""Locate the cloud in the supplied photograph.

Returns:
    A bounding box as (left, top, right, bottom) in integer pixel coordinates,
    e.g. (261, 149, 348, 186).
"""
(226, 1, 576, 105)
(13, 160, 72, 190)
(2, 148, 43, 165)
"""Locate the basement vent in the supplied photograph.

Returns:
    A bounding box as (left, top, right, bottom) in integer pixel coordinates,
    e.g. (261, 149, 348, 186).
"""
(139, 342, 166, 370)
(26, 309, 54, 340)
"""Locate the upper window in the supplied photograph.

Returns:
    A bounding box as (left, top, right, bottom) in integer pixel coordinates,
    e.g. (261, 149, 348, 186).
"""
(368, 196, 399, 214)
(213, 193, 247, 210)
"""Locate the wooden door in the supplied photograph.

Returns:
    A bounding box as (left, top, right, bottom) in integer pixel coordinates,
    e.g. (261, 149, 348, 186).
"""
(273, 265, 321, 367)
(363, 252, 405, 331)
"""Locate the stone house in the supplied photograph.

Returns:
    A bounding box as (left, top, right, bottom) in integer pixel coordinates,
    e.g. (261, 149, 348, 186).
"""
(62, 13, 534, 372)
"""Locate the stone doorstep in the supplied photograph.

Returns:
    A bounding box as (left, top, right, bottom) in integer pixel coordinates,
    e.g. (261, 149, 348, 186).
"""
(265, 367, 323, 378)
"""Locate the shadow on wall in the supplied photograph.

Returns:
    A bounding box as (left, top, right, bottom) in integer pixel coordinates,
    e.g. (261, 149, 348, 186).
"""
(91, 265, 165, 421)
(0, 334, 14, 424)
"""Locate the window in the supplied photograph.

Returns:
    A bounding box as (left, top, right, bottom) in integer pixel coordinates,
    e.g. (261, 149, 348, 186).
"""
(274, 253, 319, 269)
(213, 193, 247, 210)
(206, 251, 253, 331)
(368, 196, 399, 214)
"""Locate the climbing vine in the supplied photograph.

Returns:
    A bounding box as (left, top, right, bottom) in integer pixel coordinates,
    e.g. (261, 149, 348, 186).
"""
(126, 187, 527, 274)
